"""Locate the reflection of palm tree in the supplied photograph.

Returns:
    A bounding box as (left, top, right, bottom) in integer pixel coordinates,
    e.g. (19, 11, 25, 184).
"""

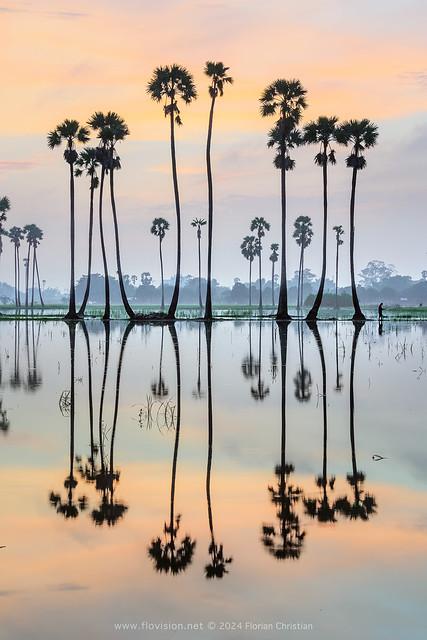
(241, 322, 259, 380)
(92, 323, 132, 526)
(77, 322, 99, 483)
(335, 323, 377, 521)
(50, 323, 87, 519)
(294, 323, 311, 402)
(334, 320, 343, 392)
(304, 323, 336, 523)
(270, 322, 278, 382)
(262, 323, 305, 560)
(148, 324, 196, 574)
(24, 320, 42, 391)
(10, 321, 22, 388)
(151, 325, 169, 399)
(192, 323, 204, 399)
(0, 400, 10, 434)
(251, 321, 270, 401)
(204, 323, 232, 578)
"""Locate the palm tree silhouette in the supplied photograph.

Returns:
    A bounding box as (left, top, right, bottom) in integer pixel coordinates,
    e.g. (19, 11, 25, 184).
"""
(250, 217, 270, 313)
(8, 226, 25, 307)
(24, 319, 42, 391)
(77, 322, 99, 484)
(26, 224, 44, 308)
(0, 399, 10, 435)
(260, 79, 307, 321)
(332, 225, 344, 310)
(50, 324, 88, 519)
(10, 321, 22, 388)
(74, 147, 100, 316)
(204, 323, 232, 578)
(305, 117, 339, 321)
(270, 322, 278, 382)
(294, 323, 312, 402)
(251, 321, 270, 401)
(269, 243, 279, 307)
(191, 218, 207, 310)
(336, 119, 378, 322)
(148, 324, 196, 574)
(334, 320, 343, 392)
(335, 323, 377, 521)
(240, 235, 260, 309)
(304, 323, 337, 523)
(262, 323, 305, 559)
(241, 321, 259, 381)
(47, 119, 90, 320)
(204, 62, 233, 320)
(151, 324, 169, 399)
(147, 65, 197, 320)
(151, 218, 170, 312)
(293, 215, 313, 313)
(192, 323, 204, 399)
(0, 196, 10, 277)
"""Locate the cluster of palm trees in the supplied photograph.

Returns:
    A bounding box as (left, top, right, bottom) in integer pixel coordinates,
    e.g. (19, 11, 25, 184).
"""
(0, 196, 45, 308)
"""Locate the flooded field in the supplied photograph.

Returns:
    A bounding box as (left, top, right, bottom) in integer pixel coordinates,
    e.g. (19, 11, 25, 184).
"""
(0, 320, 426, 639)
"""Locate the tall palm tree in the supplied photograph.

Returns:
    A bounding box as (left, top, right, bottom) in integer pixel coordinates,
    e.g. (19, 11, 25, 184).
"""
(29, 225, 44, 307)
(75, 147, 100, 316)
(151, 217, 170, 311)
(240, 235, 260, 308)
(333, 225, 344, 309)
(269, 243, 279, 307)
(204, 61, 233, 320)
(336, 119, 378, 322)
(260, 80, 307, 321)
(204, 323, 232, 578)
(47, 119, 89, 319)
(0, 196, 11, 269)
(191, 218, 207, 310)
(8, 226, 24, 307)
(147, 65, 197, 319)
(250, 216, 270, 312)
(304, 117, 338, 321)
(293, 215, 313, 312)
(23, 224, 36, 309)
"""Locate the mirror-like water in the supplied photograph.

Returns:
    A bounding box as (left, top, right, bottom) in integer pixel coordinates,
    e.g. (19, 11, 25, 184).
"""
(0, 320, 426, 639)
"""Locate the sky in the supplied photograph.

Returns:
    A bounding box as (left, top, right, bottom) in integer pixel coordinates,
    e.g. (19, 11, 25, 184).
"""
(1, 0, 427, 290)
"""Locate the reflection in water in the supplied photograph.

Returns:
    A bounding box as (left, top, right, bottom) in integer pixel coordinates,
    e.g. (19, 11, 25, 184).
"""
(262, 323, 306, 560)
(204, 323, 232, 578)
(151, 324, 169, 399)
(335, 323, 377, 521)
(148, 324, 196, 574)
(251, 321, 270, 401)
(294, 323, 312, 402)
(334, 320, 343, 392)
(270, 322, 278, 382)
(76, 321, 99, 483)
(10, 321, 22, 389)
(0, 399, 10, 434)
(25, 320, 42, 392)
(192, 323, 205, 399)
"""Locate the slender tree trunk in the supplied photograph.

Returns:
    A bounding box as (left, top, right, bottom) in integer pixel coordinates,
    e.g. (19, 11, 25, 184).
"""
(335, 240, 339, 309)
(35, 250, 44, 306)
(297, 246, 303, 314)
(277, 321, 289, 539)
(350, 323, 363, 502)
(68, 323, 76, 502)
(78, 179, 95, 316)
(258, 238, 263, 313)
(205, 321, 215, 547)
(168, 110, 182, 319)
(110, 322, 132, 475)
(277, 158, 291, 321)
(198, 230, 203, 309)
(109, 167, 135, 319)
(204, 95, 216, 320)
(309, 322, 328, 495)
(349, 167, 365, 321)
(98, 168, 110, 321)
(249, 260, 252, 308)
(25, 243, 30, 309)
(307, 158, 328, 321)
(31, 244, 36, 308)
(98, 321, 110, 475)
(272, 261, 275, 307)
(81, 322, 95, 478)
(14, 246, 18, 307)
(17, 247, 21, 307)
(65, 160, 78, 319)
(301, 247, 305, 310)
(168, 323, 181, 540)
(159, 238, 165, 311)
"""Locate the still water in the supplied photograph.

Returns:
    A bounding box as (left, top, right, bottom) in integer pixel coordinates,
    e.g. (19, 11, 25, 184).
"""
(0, 320, 426, 639)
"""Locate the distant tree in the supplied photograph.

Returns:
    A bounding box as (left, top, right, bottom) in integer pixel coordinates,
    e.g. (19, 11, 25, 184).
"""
(241, 235, 260, 308)
(250, 217, 270, 312)
(140, 272, 153, 286)
(260, 79, 307, 320)
(269, 243, 279, 307)
(336, 119, 379, 322)
(204, 62, 233, 320)
(147, 65, 197, 319)
(8, 226, 25, 306)
(293, 216, 313, 311)
(191, 218, 207, 309)
(150, 217, 170, 311)
(0, 196, 11, 271)
(358, 260, 396, 288)
(333, 225, 344, 307)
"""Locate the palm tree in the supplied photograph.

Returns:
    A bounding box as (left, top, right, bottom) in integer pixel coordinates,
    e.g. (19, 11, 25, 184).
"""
(336, 119, 378, 322)
(75, 147, 100, 316)
(333, 225, 344, 308)
(47, 119, 89, 319)
(23, 224, 36, 309)
(240, 235, 260, 309)
(29, 225, 44, 307)
(293, 215, 313, 312)
(0, 196, 11, 270)
(147, 65, 197, 319)
(191, 218, 207, 310)
(204, 323, 232, 578)
(250, 217, 270, 312)
(269, 243, 279, 307)
(150, 217, 170, 311)
(8, 226, 24, 307)
(260, 80, 307, 321)
(204, 62, 233, 321)
(305, 117, 338, 321)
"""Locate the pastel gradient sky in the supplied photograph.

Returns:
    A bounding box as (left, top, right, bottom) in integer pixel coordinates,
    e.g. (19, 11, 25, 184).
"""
(1, 0, 427, 289)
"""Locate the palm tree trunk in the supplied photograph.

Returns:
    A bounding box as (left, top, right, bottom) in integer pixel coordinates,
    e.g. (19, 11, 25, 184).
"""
(301, 247, 305, 310)
(17, 247, 21, 307)
(31, 245, 36, 308)
(109, 167, 135, 319)
(98, 168, 110, 321)
(307, 158, 328, 321)
(98, 321, 110, 475)
(350, 323, 362, 501)
(66, 161, 78, 319)
(68, 322, 76, 496)
(14, 246, 18, 307)
(204, 95, 216, 320)
(25, 242, 30, 309)
(159, 238, 165, 311)
(349, 168, 365, 321)
(35, 250, 44, 306)
(78, 179, 95, 316)
(168, 110, 182, 320)
(335, 239, 339, 309)
(297, 246, 303, 314)
(258, 241, 263, 313)
(249, 260, 252, 308)
(198, 231, 203, 309)
(272, 261, 275, 307)
(278, 321, 288, 534)
(168, 323, 181, 538)
(205, 321, 215, 545)
(81, 322, 95, 478)
(110, 322, 132, 475)
(277, 157, 291, 321)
